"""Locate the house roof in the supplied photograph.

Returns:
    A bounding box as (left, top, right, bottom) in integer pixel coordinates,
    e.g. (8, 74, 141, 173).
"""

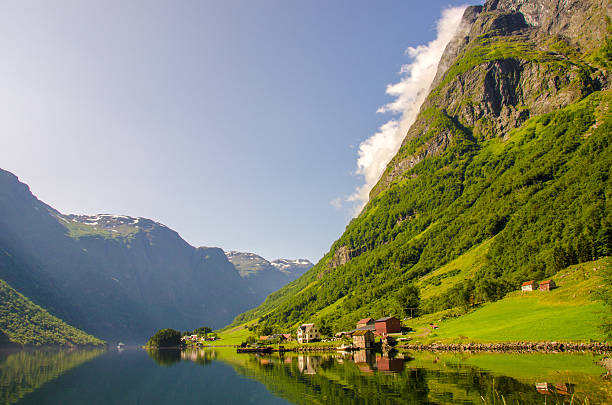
(347, 325, 376, 334)
(298, 323, 315, 331)
(267, 334, 287, 340)
(521, 280, 536, 286)
(352, 330, 373, 336)
(357, 317, 373, 324)
(376, 316, 398, 322)
(540, 279, 553, 284)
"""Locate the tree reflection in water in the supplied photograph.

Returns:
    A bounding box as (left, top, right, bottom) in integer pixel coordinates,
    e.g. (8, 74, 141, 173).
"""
(145, 348, 181, 367)
(178, 349, 610, 405)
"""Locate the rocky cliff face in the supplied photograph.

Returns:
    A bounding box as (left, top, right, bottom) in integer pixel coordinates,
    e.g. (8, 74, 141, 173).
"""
(370, 0, 610, 199)
(485, 0, 611, 50)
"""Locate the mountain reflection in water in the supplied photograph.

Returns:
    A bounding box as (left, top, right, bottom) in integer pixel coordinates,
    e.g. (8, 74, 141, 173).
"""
(0, 348, 104, 405)
(1, 348, 609, 405)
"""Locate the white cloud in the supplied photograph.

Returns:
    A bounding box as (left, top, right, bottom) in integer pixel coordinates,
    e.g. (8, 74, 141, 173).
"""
(330, 197, 343, 209)
(345, 6, 467, 215)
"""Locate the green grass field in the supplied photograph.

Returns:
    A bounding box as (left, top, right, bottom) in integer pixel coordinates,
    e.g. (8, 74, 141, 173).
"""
(408, 258, 610, 343)
(212, 325, 254, 345)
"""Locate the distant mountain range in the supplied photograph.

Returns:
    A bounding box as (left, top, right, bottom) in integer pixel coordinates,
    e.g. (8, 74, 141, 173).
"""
(0, 168, 308, 344)
(225, 251, 312, 298)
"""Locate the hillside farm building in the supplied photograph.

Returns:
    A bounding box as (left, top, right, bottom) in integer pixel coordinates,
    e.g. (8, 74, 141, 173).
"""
(352, 330, 375, 349)
(521, 280, 537, 292)
(356, 317, 375, 329)
(375, 317, 401, 335)
(539, 280, 556, 291)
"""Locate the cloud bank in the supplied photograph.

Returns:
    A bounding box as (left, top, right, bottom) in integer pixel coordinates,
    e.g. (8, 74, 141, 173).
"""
(345, 6, 467, 214)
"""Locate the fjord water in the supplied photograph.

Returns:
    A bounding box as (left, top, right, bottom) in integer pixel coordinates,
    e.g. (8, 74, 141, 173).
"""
(1, 348, 610, 405)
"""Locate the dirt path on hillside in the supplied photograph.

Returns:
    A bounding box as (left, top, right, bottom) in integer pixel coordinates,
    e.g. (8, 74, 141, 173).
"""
(416, 327, 432, 338)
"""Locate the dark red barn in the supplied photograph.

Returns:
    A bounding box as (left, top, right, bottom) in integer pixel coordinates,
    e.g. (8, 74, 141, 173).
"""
(375, 316, 401, 335)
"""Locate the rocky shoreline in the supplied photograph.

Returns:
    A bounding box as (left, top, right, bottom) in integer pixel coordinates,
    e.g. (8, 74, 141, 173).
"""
(289, 346, 338, 352)
(398, 342, 612, 353)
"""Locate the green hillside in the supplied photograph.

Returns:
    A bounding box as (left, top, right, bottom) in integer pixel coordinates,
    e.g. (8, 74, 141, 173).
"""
(0, 279, 104, 346)
(228, 1, 612, 338)
(408, 258, 610, 343)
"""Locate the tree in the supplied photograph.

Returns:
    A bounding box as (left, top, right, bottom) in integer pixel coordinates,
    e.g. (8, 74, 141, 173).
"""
(147, 328, 182, 348)
(192, 326, 212, 336)
(394, 284, 420, 318)
(319, 319, 332, 337)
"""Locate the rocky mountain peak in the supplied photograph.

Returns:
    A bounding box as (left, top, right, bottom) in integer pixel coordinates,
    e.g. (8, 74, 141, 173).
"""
(483, 0, 611, 50)
(369, 0, 610, 200)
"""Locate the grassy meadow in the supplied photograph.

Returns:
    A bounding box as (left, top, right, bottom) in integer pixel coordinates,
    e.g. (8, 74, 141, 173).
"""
(407, 258, 610, 343)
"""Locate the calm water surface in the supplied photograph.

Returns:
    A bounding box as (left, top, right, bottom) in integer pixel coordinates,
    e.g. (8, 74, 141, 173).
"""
(1, 347, 610, 404)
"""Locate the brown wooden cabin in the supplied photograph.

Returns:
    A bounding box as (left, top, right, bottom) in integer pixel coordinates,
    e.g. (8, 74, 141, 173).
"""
(352, 329, 375, 349)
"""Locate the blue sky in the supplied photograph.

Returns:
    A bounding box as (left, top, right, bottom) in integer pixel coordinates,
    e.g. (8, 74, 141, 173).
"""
(0, 0, 476, 262)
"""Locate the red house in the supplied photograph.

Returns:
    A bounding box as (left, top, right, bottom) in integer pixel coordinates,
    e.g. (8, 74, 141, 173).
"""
(375, 317, 401, 335)
(539, 280, 556, 291)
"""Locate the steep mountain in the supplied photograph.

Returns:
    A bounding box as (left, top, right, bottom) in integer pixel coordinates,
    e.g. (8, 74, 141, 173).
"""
(0, 169, 260, 342)
(231, 0, 612, 333)
(225, 251, 313, 299)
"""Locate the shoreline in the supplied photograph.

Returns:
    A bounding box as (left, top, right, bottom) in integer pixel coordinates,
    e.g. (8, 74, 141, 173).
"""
(182, 340, 612, 354)
(398, 341, 612, 353)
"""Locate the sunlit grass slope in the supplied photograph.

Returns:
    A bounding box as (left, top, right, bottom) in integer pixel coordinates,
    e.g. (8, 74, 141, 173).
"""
(409, 258, 609, 342)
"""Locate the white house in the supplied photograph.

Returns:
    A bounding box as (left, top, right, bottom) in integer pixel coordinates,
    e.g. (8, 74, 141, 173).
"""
(521, 280, 537, 292)
(297, 323, 320, 343)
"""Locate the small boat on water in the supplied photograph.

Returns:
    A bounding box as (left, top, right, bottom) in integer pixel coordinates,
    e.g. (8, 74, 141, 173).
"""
(117, 342, 126, 350)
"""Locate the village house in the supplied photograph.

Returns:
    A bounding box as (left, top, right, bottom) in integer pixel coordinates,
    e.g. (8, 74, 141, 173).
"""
(356, 317, 375, 329)
(282, 334, 293, 341)
(539, 279, 556, 291)
(297, 323, 320, 343)
(180, 334, 200, 343)
(352, 329, 375, 349)
(375, 317, 401, 335)
(521, 280, 537, 292)
(264, 334, 289, 342)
